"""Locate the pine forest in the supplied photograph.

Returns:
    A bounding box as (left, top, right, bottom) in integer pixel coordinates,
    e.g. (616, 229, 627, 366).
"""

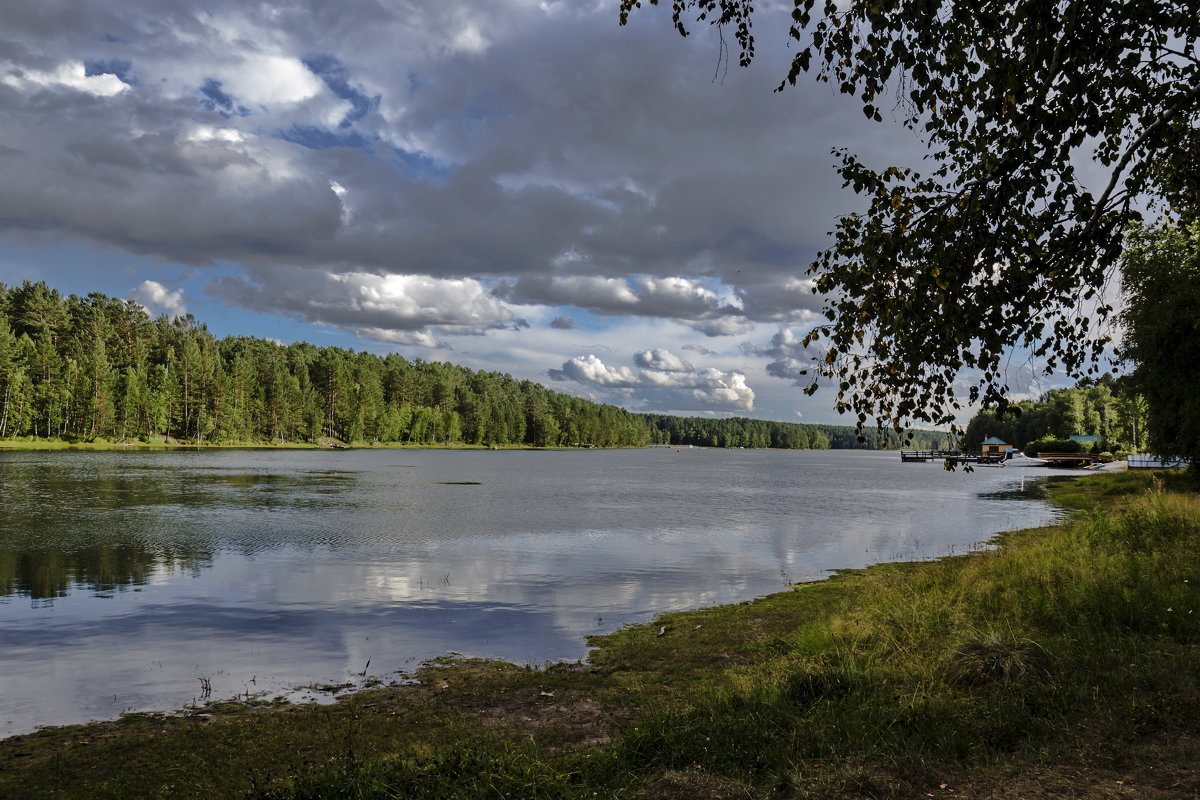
(0, 282, 947, 450)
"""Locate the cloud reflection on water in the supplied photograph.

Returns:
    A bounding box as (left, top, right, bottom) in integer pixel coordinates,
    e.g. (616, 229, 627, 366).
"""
(0, 448, 1070, 735)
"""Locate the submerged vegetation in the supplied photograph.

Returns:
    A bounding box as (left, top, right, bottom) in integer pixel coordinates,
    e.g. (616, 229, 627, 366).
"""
(0, 281, 945, 451)
(4, 470, 1199, 798)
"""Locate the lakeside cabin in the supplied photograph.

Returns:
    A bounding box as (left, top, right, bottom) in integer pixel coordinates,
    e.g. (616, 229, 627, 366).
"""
(980, 436, 1014, 458)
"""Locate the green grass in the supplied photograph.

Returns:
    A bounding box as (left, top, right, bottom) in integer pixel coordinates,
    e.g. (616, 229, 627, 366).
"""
(4, 470, 1200, 798)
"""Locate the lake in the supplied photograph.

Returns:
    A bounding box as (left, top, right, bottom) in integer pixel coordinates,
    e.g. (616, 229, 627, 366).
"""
(0, 447, 1076, 736)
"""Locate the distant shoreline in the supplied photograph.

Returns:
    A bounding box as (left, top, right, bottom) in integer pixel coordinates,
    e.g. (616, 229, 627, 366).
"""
(0, 438, 913, 453)
(0, 439, 592, 452)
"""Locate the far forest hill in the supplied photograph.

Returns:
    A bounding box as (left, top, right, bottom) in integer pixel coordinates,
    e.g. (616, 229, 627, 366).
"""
(0, 282, 945, 449)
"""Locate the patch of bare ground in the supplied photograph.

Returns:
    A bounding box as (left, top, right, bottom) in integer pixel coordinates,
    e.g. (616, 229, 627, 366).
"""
(405, 659, 627, 748)
(634, 769, 759, 799)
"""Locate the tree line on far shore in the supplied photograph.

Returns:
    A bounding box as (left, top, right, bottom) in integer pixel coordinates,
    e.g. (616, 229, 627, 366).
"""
(644, 414, 946, 451)
(0, 281, 941, 451)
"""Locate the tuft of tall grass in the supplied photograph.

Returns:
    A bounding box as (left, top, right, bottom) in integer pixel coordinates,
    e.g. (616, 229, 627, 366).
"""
(946, 630, 1049, 688)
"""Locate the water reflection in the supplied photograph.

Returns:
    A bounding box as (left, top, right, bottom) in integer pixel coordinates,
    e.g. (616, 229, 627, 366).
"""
(0, 545, 210, 600)
(0, 448, 1080, 735)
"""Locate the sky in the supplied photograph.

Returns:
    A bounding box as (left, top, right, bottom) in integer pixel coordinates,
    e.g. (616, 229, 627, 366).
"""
(0, 0, 1032, 424)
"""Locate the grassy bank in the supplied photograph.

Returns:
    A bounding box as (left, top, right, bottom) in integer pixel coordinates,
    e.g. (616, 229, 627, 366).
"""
(3, 471, 1199, 798)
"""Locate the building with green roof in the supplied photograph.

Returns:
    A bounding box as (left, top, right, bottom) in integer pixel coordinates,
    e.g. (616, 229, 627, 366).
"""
(981, 436, 1012, 457)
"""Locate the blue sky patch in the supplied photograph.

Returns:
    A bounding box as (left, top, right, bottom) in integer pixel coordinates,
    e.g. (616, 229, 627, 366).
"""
(302, 54, 380, 128)
(198, 79, 248, 117)
(281, 124, 374, 150)
(383, 144, 452, 183)
(84, 58, 135, 85)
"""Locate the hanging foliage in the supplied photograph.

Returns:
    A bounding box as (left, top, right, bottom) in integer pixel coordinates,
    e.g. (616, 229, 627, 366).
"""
(621, 0, 1200, 431)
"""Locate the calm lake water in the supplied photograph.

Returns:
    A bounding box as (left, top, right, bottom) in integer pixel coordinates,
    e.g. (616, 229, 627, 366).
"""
(0, 447, 1077, 735)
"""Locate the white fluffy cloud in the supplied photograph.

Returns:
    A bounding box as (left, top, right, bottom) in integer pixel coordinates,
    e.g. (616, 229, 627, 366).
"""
(216, 55, 324, 107)
(129, 280, 187, 318)
(1, 60, 128, 96)
(549, 351, 754, 412)
(633, 348, 693, 372)
(209, 267, 521, 346)
(549, 354, 641, 387)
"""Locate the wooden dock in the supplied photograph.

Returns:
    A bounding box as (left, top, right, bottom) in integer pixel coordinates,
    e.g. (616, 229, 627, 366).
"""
(1037, 452, 1110, 467)
(900, 450, 962, 462)
(900, 451, 1008, 466)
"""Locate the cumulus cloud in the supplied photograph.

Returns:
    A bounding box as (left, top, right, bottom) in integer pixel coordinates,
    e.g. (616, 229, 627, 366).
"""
(213, 55, 324, 107)
(549, 351, 754, 412)
(548, 354, 641, 388)
(209, 266, 520, 346)
(681, 343, 718, 356)
(549, 315, 575, 329)
(744, 327, 826, 385)
(685, 315, 755, 337)
(1, 60, 129, 96)
(735, 277, 823, 323)
(633, 348, 693, 372)
(495, 276, 639, 310)
(354, 328, 449, 349)
(496, 274, 750, 336)
(129, 280, 187, 318)
(632, 276, 728, 318)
